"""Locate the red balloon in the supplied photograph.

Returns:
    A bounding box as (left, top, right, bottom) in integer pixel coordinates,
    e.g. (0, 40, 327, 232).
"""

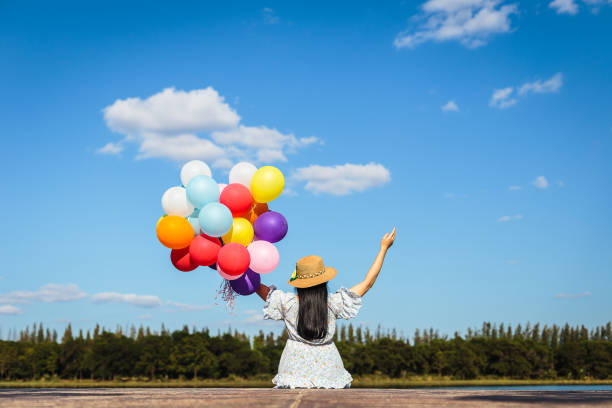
(220, 183, 253, 216)
(170, 247, 198, 272)
(189, 234, 222, 266)
(217, 243, 250, 276)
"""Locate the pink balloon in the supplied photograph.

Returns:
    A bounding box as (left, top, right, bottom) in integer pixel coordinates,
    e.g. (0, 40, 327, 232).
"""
(247, 241, 279, 274)
(217, 265, 243, 281)
(218, 183, 228, 193)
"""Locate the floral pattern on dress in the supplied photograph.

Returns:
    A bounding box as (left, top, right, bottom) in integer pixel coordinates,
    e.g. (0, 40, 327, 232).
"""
(263, 286, 362, 389)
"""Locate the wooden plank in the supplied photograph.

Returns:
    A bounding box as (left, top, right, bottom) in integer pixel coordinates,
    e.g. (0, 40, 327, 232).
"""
(1, 388, 611, 407)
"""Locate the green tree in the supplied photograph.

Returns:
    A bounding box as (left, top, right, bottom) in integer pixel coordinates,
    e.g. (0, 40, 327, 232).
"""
(348, 324, 355, 343)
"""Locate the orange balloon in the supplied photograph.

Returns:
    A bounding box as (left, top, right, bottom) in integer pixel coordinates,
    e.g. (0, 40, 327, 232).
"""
(244, 203, 269, 224)
(156, 215, 194, 249)
(156, 215, 167, 229)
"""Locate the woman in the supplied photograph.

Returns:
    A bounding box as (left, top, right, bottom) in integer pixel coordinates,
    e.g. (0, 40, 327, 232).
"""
(256, 227, 396, 389)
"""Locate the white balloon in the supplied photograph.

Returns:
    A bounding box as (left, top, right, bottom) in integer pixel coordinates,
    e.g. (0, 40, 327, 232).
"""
(161, 186, 194, 217)
(180, 160, 212, 187)
(218, 183, 228, 193)
(229, 162, 257, 191)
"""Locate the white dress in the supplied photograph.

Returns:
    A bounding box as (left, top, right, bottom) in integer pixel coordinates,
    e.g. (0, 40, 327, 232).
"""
(263, 286, 362, 389)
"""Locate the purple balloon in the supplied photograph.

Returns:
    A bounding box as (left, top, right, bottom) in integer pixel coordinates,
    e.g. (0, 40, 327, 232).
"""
(253, 211, 288, 243)
(230, 268, 260, 296)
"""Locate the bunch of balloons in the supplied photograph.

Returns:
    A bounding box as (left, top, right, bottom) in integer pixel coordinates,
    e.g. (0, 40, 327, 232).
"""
(156, 161, 288, 296)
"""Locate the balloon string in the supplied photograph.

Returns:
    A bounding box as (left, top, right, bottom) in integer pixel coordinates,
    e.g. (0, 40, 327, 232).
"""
(214, 279, 236, 313)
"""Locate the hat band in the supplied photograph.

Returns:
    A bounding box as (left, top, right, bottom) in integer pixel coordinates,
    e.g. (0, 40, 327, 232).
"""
(295, 269, 326, 279)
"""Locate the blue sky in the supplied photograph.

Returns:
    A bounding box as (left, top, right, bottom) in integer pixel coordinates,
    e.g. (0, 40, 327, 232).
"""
(1, 0, 611, 340)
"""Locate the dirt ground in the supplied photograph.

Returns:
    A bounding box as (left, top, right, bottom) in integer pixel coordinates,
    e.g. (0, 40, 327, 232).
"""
(1, 387, 612, 407)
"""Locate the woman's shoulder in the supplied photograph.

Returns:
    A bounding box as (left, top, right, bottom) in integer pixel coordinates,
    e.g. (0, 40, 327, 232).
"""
(328, 287, 360, 301)
(328, 287, 362, 319)
(263, 288, 297, 320)
(271, 288, 297, 305)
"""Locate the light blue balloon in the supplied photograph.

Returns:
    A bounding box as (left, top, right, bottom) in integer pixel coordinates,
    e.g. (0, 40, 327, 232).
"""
(186, 175, 219, 208)
(199, 202, 233, 237)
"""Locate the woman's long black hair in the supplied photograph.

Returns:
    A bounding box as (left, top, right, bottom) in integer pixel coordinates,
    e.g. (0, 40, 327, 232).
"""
(297, 282, 328, 341)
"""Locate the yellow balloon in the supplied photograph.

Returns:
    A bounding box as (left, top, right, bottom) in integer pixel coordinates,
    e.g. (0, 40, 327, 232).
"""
(251, 166, 284, 203)
(222, 217, 254, 246)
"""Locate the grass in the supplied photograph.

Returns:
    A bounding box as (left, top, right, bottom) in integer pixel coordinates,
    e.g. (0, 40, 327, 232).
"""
(1, 376, 611, 388)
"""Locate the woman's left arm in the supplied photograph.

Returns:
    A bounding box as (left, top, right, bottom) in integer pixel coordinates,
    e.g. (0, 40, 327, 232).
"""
(350, 227, 396, 297)
(256, 283, 271, 301)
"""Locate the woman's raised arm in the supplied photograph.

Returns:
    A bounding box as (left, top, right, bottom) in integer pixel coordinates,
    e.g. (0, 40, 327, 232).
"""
(350, 227, 396, 297)
(256, 283, 271, 301)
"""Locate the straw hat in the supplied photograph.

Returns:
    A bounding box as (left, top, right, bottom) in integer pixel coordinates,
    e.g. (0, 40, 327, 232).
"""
(288, 255, 337, 288)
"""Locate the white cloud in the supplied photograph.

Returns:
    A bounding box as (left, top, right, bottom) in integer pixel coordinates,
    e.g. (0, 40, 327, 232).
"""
(441, 100, 460, 112)
(518, 73, 563, 95)
(257, 149, 288, 162)
(490, 73, 563, 109)
(293, 163, 391, 195)
(0, 283, 211, 316)
(136, 133, 226, 161)
(0, 283, 88, 304)
(97, 142, 123, 155)
(223, 309, 279, 327)
(533, 176, 549, 189)
(262, 7, 279, 24)
(498, 214, 523, 222)
(137, 313, 153, 320)
(212, 157, 234, 169)
(394, 0, 518, 49)
(444, 192, 467, 199)
(550, 0, 579, 14)
(489, 87, 517, 109)
(508, 185, 522, 190)
(91, 292, 162, 308)
(283, 187, 299, 197)
(241, 310, 273, 324)
(211, 125, 318, 163)
(584, 0, 612, 9)
(557, 180, 565, 187)
(552, 0, 612, 14)
(0, 305, 23, 315)
(555, 291, 591, 299)
(101, 87, 315, 165)
(104, 87, 240, 135)
(165, 300, 213, 312)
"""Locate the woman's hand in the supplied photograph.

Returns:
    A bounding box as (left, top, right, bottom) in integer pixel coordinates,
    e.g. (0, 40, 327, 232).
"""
(351, 227, 396, 297)
(380, 227, 396, 251)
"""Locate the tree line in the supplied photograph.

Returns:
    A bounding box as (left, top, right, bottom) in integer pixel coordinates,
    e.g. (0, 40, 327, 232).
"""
(0, 321, 610, 380)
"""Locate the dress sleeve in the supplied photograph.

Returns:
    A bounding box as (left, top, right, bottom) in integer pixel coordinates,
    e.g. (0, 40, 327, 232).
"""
(329, 287, 362, 320)
(263, 286, 284, 320)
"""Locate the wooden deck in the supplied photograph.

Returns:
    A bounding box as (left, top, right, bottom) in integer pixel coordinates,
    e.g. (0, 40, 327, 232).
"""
(1, 387, 612, 407)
